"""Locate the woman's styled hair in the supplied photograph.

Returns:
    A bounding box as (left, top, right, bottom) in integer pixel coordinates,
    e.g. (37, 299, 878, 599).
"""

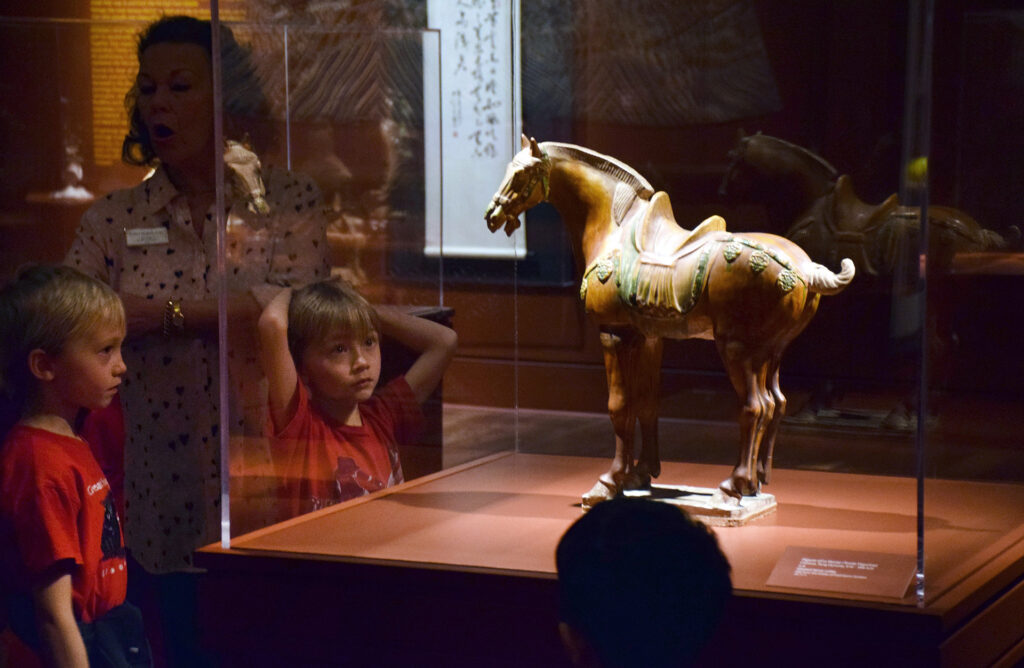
(287, 278, 380, 364)
(122, 15, 267, 166)
(0, 265, 126, 437)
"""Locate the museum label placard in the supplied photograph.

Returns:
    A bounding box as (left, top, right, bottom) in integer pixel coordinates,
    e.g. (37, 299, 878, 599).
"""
(767, 546, 917, 598)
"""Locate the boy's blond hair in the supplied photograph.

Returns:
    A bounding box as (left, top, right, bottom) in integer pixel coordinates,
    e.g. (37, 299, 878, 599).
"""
(0, 265, 125, 434)
(287, 278, 380, 364)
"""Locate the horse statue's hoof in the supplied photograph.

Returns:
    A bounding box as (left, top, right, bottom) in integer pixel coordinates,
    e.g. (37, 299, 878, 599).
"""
(622, 469, 652, 492)
(719, 476, 758, 501)
(710, 489, 742, 507)
(718, 480, 742, 501)
(582, 476, 620, 509)
(635, 460, 661, 481)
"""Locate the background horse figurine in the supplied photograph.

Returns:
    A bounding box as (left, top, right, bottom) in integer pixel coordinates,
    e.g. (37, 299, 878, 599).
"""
(224, 137, 270, 215)
(719, 132, 839, 235)
(486, 135, 855, 505)
(720, 131, 1013, 275)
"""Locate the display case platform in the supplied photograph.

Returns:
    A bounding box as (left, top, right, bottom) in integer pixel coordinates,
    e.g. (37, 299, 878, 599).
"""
(197, 452, 1024, 667)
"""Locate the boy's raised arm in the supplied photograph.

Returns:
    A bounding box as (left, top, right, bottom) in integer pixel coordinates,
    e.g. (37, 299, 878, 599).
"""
(258, 288, 300, 432)
(375, 306, 458, 405)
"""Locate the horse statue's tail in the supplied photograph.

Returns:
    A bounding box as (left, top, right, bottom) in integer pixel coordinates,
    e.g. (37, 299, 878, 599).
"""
(804, 258, 856, 295)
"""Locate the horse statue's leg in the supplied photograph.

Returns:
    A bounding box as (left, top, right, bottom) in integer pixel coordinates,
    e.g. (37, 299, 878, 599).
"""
(582, 328, 646, 507)
(635, 336, 663, 482)
(759, 295, 817, 485)
(757, 358, 786, 485)
(717, 339, 776, 499)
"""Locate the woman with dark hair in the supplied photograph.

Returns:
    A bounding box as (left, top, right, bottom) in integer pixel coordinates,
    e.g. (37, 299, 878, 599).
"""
(65, 15, 329, 666)
(121, 15, 268, 167)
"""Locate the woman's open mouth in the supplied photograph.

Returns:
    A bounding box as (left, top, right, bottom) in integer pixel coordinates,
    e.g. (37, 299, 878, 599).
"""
(151, 123, 175, 142)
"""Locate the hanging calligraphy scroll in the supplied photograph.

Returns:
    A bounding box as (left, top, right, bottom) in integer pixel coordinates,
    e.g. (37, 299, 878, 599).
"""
(425, 0, 524, 259)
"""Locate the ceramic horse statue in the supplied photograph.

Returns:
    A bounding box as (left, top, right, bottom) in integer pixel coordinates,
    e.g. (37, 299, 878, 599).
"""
(224, 137, 270, 215)
(720, 132, 1012, 275)
(485, 136, 856, 505)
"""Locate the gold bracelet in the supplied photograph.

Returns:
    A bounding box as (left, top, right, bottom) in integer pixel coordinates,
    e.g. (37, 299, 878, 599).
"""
(163, 299, 185, 337)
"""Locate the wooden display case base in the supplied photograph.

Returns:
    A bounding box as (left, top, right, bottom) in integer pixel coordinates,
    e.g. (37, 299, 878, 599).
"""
(197, 453, 1024, 667)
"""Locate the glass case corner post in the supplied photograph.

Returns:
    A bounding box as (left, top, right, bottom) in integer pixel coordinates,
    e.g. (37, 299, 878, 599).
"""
(901, 0, 935, 605)
(211, 2, 232, 548)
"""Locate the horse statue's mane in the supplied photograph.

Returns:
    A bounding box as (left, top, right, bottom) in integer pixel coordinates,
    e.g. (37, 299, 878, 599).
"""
(543, 142, 656, 226)
(543, 142, 655, 197)
(746, 133, 839, 180)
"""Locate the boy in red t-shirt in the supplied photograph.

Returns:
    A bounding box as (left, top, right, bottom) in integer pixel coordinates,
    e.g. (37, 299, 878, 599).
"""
(0, 265, 149, 667)
(258, 278, 457, 517)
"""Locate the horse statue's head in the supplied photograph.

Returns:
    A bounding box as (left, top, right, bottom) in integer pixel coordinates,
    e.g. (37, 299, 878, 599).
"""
(224, 137, 270, 215)
(484, 134, 551, 237)
(720, 131, 839, 199)
(718, 130, 764, 199)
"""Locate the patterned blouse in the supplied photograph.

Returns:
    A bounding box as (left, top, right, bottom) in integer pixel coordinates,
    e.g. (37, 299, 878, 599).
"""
(66, 164, 329, 573)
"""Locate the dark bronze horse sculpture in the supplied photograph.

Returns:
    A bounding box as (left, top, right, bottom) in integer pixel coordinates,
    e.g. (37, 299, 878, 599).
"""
(485, 136, 855, 505)
(720, 132, 1011, 275)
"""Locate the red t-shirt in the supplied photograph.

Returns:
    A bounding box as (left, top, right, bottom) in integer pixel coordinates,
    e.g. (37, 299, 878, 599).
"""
(272, 376, 424, 517)
(0, 425, 128, 626)
(80, 397, 126, 520)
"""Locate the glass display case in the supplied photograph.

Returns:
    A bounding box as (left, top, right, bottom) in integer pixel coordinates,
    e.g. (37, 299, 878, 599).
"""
(2, 1, 1022, 665)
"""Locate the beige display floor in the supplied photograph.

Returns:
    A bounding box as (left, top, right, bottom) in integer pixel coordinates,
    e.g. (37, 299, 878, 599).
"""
(198, 452, 1024, 667)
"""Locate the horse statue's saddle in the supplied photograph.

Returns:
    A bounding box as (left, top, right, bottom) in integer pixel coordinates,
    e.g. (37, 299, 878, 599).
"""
(583, 191, 728, 316)
(829, 175, 900, 235)
(791, 173, 1008, 275)
(786, 174, 901, 274)
(632, 191, 727, 260)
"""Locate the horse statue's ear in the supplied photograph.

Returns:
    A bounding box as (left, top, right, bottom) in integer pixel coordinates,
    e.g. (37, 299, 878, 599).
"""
(521, 133, 530, 150)
(528, 136, 542, 158)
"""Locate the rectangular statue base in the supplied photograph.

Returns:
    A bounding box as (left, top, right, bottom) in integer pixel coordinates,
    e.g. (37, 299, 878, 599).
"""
(623, 484, 777, 526)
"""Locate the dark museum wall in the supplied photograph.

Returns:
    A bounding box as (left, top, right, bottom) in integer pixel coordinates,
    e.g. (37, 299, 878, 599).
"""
(0, 0, 1020, 413)
(428, 0, 1024, 411)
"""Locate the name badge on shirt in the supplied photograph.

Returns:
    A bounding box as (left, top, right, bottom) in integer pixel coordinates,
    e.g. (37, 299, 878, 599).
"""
(125, 227, 169, 247)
